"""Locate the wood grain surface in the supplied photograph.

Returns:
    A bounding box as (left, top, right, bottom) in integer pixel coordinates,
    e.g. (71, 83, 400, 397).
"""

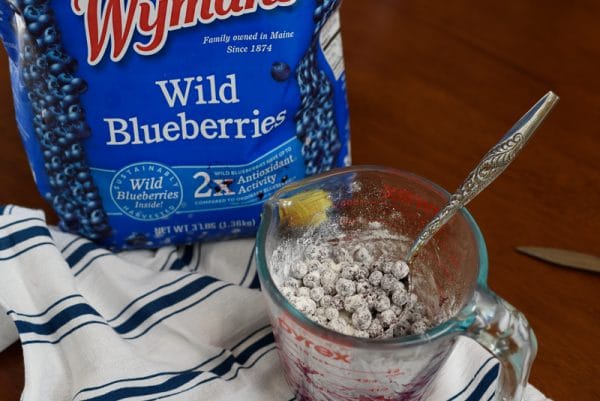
(0, 1, 599, 400)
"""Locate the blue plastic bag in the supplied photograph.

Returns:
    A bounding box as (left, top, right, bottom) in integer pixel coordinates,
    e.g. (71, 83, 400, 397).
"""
(0, 0, 350, 249)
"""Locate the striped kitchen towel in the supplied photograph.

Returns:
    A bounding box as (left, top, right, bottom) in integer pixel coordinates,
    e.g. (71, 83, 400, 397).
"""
(0, 206, 550, 401)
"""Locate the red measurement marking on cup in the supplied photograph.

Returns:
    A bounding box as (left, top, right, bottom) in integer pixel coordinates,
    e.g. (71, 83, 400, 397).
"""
(278, 316, 408, 377)
(386, 368, 403, 376)
(285, 346, 405, 380)
(278, 317, 351, 363)
(339, 198, 373, 208)
(382, 185, 438, 215)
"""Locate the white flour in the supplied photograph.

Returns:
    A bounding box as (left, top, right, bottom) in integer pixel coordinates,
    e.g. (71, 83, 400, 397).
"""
(269, 222, 446, 339)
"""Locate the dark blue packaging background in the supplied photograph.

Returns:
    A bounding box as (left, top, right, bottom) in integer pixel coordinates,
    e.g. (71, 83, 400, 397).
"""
(1, 0, 351, 249)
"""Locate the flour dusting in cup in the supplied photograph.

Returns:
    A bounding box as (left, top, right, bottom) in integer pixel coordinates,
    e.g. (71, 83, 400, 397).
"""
(270, 220, 451, 339)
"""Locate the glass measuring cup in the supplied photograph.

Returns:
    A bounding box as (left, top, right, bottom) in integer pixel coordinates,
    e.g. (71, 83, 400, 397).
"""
(256, 166, 536, 401)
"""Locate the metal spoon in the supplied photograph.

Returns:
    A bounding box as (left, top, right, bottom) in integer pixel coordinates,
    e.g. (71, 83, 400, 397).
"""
(404, 91, 560, 267)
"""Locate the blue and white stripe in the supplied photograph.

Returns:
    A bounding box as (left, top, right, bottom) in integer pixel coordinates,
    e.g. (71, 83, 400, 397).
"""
(0, 206, 550, 401)
(8, 275, 234, 345)
(72, 326, 276, 401)
(444, 358, 499, 401)
(0, 216, 53, 261)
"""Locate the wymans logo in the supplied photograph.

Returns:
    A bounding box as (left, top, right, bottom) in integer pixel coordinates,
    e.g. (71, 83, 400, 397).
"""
(71, 0, 297, 65)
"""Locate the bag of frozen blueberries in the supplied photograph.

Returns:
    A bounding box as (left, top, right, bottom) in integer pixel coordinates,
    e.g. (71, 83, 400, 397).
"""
(0, 0, 350, 249)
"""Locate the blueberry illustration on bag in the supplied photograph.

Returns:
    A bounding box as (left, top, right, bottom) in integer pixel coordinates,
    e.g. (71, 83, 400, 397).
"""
(0, 0, 351, 249)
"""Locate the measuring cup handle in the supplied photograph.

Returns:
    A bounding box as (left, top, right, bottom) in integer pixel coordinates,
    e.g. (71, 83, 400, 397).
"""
(457, 286, 537, 401)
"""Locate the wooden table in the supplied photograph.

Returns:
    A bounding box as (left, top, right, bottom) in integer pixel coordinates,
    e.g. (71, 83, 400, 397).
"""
(0, 1, 598, 400)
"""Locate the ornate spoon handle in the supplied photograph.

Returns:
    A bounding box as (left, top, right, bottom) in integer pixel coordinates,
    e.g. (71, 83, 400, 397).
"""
(405, 92, 560, 264)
